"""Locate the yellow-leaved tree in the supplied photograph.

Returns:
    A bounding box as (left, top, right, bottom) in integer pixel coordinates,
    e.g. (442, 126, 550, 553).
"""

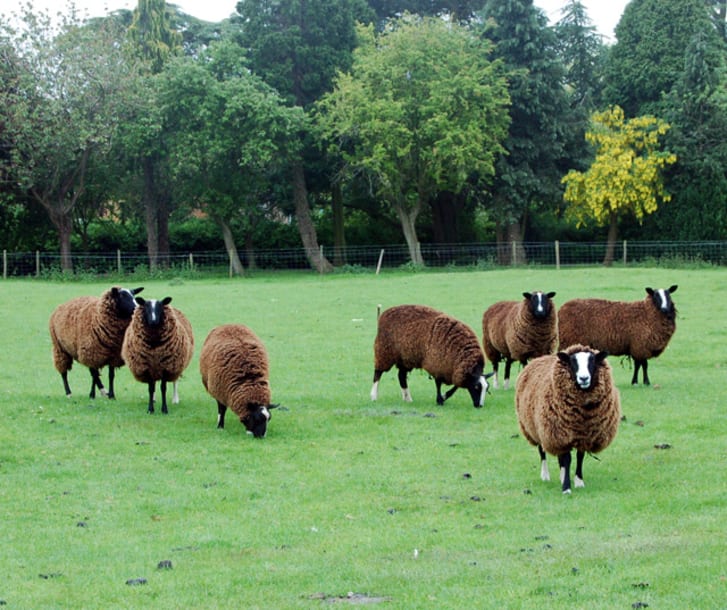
(562, 105, 677, 265)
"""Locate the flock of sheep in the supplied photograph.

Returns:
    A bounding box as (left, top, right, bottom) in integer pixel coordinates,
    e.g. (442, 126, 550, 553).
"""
(48, 283, 678, 493)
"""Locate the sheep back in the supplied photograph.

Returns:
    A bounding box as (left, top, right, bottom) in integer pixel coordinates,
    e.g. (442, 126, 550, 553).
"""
(558, 295, 676, 361)
(515, 344, 621, 457)
(199, 324, 271, 419)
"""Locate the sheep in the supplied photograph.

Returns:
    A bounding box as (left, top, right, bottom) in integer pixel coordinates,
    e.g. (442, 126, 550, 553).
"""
(515, 344, 621, 493)
(199, 324, 276, 438)
(49, 286, 144, 399)
(370, 304, 492, 407)
(482, 291, 558, 390)
(558, 286, 678, 385)
(121, 296, 194, 414)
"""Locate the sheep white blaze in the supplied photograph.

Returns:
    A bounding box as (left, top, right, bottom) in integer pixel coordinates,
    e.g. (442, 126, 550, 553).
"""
(573, 352, 593, 389)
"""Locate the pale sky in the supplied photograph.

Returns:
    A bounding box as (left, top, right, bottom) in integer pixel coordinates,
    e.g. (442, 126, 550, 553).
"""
(1, 0, 629, 41)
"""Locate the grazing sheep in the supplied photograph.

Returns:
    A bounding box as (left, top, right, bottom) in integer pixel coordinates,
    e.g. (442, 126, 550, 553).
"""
(121, 297, 194, 414)
(49, 286, 144, 399)
(482, 291, 558, 390)
(199, 324, 276, 438)
(558, 286, 677, 385)
(515, 344, 621, 493)
(370, 304, 492, 407)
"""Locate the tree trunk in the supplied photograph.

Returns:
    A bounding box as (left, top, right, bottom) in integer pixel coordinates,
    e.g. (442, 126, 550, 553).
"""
(219, 220, 245, 276)
(143, 157, 159, 271)
(292, 162, 333, 273)
(506, 221, 527, 265)
(394, 201, 424, 265)
(430, 191, 460, 243)
(244, 231, 257, 271)
(331, 181, 346, 266)
(157, 190, 171, 268)
(603, 212, 618, 266)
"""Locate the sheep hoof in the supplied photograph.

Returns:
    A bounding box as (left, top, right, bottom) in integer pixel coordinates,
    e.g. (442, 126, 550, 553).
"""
(575, 476, 585, 488)
(562, 488, 572, 495)
(100, 389, 109, 397)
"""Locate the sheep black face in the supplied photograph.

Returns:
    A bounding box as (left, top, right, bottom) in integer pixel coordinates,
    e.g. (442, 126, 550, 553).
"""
(524, 291, 556, 320)
(466, 372, 494, 408)
(557, 349, 608, 391)
(242, 405, 274, 438)
(136, 296, 172, 328)
(113, 286, 144, 319)
(646, 285, 678, 320)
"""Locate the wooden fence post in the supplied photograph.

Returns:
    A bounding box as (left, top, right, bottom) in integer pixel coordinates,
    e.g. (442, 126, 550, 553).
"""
(555, 240, 560, 270)
(36, 250, 40, 277)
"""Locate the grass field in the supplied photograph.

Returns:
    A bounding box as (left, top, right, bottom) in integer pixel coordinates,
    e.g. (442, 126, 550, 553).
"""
(0, 267, 725, 609)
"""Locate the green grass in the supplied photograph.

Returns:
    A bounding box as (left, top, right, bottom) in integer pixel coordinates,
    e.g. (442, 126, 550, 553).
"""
(1, 267, 725, 608)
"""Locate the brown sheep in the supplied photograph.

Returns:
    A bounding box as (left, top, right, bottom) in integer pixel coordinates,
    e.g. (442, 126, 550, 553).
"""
(558, 286, 677, 385)
(199, 324, 276, 438)
(482, 291, 557, 390)
(515, 344, 621, 493)
(121, 297, 194, 414)
(370, 304, 492, 407)
(49, 286, 143, 399)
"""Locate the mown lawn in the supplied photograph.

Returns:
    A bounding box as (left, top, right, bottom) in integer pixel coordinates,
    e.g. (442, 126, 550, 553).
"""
(0, 266, 724, 608)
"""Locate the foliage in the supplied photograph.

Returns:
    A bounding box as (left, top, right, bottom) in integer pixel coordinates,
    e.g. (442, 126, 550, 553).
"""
(0, 269, 724, 608)
(315, 15, 510, 263)
(126, 0, 182, 73)
(562, 106, 677, 229)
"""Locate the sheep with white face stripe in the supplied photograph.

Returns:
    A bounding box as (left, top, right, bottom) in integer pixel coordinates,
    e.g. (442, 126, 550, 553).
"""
(199, 324, 275, 438)
(371, 304, 492, 408)
(515, 344, 621, 494)
(482, 291, 558, 390)
(558, 286, 677, 385)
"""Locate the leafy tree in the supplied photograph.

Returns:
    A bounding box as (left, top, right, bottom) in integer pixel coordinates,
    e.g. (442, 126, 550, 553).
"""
(0, 8, 140, 271)
(157, 42, 305, 274)
(603, 0, 716, 117)
(562, 106, 677, 264)
(315, 16, 510, 264)
(478, 0, 574, 263)
(234, 0, 373, 273)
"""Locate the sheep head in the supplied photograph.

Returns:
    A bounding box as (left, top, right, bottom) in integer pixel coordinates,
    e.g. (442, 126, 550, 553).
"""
(111, 286, 144, 319)
(646, 285, 678, 320)
(242, 404, 277, 438)
(557, 347, 608, 391)
(136, 296, 172, 328)
(466, 371, 494, 408)
(523, 291, 556, 320)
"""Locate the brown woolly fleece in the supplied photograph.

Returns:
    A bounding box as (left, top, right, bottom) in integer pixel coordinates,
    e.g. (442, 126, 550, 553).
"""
(373, 304, 484, 388)
(515, 344, 621, 457)
(482, 297, 558, 368)
(50, 287, 133, 376)
(558, 295, 676, 362)
(199, 324, 272, 422)
(121, 305, 194, 385)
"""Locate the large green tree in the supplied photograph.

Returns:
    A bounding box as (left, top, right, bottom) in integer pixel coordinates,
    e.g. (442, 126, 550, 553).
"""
(158, 42, 305, 275)
(315, 16, 510, 265)
(479, 0, 574, 262)
(0, 8, 139, 271)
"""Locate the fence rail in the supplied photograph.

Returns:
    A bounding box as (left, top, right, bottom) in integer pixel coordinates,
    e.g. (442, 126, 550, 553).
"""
(3, 240, 727, 277)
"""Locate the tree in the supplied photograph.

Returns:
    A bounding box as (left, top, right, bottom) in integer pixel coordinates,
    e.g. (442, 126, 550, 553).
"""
(158, 42, 305, 275)
(479, 0, 574, 263)
(0, 7, 139, 271)
(126, 0, 182, 270)
(562, 106, 677, 264)
(603, 0, 715, 117)
(315, 16, 510, 264)
(234, 0, 372, 273)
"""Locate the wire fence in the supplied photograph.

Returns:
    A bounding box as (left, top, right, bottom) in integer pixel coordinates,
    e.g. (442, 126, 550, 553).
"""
(2, 240, 727, 278)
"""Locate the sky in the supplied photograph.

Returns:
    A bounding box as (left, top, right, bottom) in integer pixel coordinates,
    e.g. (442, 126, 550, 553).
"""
(0, 0, 629, 41)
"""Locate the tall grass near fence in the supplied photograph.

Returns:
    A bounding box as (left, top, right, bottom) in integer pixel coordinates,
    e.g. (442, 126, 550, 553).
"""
(0, 268, 724, 608)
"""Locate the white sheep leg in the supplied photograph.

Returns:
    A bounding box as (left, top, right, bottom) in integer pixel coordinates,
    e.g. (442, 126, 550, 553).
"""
(540, 459, 550, 482)
(492, 372, 499, 390)
(575, 476, 585, 488)
(401, 388, 412, 402)
(503, 378, 510, 391)
(172, 381, 180, 404)
(370, 381, 379, 401)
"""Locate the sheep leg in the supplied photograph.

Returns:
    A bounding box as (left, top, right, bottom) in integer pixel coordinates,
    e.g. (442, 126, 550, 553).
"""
(147, 380, 156, 414)
(106, 367, 116, 399)
(435, 380, 457, 405)
(558, 451, 573, 494)
(61, 372, 72, 397)
(491, 359, 500, 390)
(503, 359, 513, 390)
(397, 367, 412, 402)
(370, 370, 383, 401)
(160, 380, 169, 414)
(88, 367, 106, 399)
(217, 402, 227, 428)
(172, 380, 180, 404)
(574, 450, 586, 488)
(632, 359, 650, 386)
(538, 445, 550, 482)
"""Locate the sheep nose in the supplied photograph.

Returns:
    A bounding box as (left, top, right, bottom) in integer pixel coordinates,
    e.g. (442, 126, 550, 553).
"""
(578, 375, 591, 387)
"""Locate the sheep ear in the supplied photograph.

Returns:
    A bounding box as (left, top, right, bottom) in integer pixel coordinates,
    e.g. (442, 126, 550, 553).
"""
(132, 287, 144, 295)
(268, 403, 280, 410)
(645, 287, 654, 295)
(523, 292, 532, 299)
(546, 291, 556, 298)
(556, 352, 570, 365)
(484, 372, 495, 379)
(135, 296, 146, 306)
(595, 350, 609, 364)
(162, 297, 172, 305)
(668, 285, 678, 293)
